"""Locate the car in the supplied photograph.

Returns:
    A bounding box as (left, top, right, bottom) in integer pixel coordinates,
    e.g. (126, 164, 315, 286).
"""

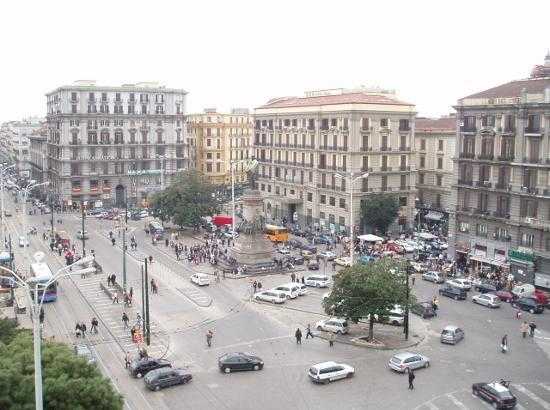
(76, 230, 89, 240)
(386, 242, 404, 254)
(190, 273, 210, 286)
(395, 240, 415, 253)
(532, 289, 550, 306)
(422, 271, 444, 284)
(512, 297, 544, 314)
(438, 285, 467, 300)
(129, 357, 172, 378)
(301, 249, 314, 259)
(474, 281, 497, 293)
(254, 290, 286, 304)
(472, 293, 501, 308)
(318, 250, 336, 261)
(304, 275, 330, 288)
(18, 236, 29, 247)
(308, 361, 354, 384)
(42, 207, 51, 214)
(411, 302, 436, 318)
(472, 381, 517, 409)
(74, 344, 96, 365)
(388, 352, 430, 373)
(376, 305, 405, 326)
(301, 244, 318, 254)
(409, 261, 426, 273)
(218, 352, 264, 373)
(512, 284, 536, 299)
(287, 239, 305, 249)
(440, 325, 464, 345)
(315, 318, 349, 334)
(314, 235, 334, 245)
(144, 368, 192, 391)
(358, 255, 375, 265)
(492, 290, 515, 303)
(335, 257, 352, 267)
(307, 261, 320, 270)
(139, 210, 149, 218)
(272, 284, 300, 299)
(291, 255, 305, 265)
(293, 283, 308, 296)
(446, 278, 471, 290)
(278, 246, 291, 255)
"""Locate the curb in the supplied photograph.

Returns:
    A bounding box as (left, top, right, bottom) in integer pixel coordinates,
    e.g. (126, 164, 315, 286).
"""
(315, 332, 426, 350)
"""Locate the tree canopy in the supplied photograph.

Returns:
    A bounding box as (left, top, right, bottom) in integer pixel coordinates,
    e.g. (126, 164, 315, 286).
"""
(150, 170, 221, 228)
(0, 319, 123, 410)
(361, 194, 399, 234)
(323, 258, 413, 341)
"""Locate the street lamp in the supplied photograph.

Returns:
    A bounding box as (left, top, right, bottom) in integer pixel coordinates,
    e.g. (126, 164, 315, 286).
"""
(335, 171, 369, 266)
(0, 163, 15, 243)
(0, 252, 95, 410)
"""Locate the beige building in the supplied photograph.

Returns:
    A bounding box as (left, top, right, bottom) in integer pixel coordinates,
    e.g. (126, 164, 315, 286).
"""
(253, 87, 417, 234)
(187, 109, 253, 185)
(415, 115, 456, 223)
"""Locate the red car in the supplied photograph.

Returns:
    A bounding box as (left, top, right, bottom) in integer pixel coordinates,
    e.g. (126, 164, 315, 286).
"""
(385, 242, 404, 254)
(533, 289, 549, 306)
(492, 290, 514, 303)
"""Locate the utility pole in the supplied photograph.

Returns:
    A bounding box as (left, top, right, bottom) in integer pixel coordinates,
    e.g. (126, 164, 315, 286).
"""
(404, 262, 411, 340)
(122, 190, 127, 292)
(141, 264, 145, 336)
(144, 259, 150, 346)
(81, 202, 86, 256)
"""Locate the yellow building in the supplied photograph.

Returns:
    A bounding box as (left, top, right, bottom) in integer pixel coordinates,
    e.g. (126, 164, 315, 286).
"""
(187, 108, 253, 185)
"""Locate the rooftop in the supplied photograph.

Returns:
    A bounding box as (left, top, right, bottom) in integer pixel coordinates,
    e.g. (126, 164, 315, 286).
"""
(461, 77, 550, 100)
(415, 116, 456, 133)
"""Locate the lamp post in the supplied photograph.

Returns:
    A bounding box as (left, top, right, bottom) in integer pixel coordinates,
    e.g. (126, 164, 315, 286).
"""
(122, 189, 128, 292)
(0, 252, 95, 410)
(80, 201, 86, 256)
(335, 171, 369, 266)
(0, 164, 15, 243)
(404, 261, 412, 340)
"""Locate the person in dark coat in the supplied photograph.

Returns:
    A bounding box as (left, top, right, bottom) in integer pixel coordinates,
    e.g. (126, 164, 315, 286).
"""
(408, 369, 415, 390)
(295, 328, 302, 344)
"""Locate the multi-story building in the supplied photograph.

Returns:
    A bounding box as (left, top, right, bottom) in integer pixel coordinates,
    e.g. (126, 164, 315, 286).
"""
(415, 115, 456, 227)
(253, 87, 417, 234)
(187, 108, 253, 185)
(450, 53, 550, 286)
(0, 117, 43, 178)
(45, 81, 188, 208)
(29, 127, 49, 185)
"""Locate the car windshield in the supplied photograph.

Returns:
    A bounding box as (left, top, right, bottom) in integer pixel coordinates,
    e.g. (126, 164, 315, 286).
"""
(308, 367, 318, 375)
(442, 330, 452, 335)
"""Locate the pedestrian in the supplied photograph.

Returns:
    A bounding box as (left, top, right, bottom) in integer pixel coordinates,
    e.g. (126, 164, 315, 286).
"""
(75, 322, 82, 338)
(501, 334, 508, 353)
(408, 369, 415, 390)
(329, 332, 335, 347)
(411, 275, 416, 286)
(291, 272, 296, 282)
(148, 255, 153, 264)
(529, 321, 537, 337)
(206, 330, 213, 347)
(301, 276, 305, 284)
(91, 317, 99, 334)
(521, 321, 529, 338)
(151, 279, 158, 294)
(253, 281, 257, 293)
(257, 281, 262, 290)
(80, 322, 87, 337)
(112, 274, 117, 284)
(295, 328, 302, 344)
(111, 237, 116, 246)
(124, 351, 131, 369)
(305, 324, 314, 339)
(122, 312, 129, 329)
(516, 309, 522, 320)
(112, 291, 119, 304)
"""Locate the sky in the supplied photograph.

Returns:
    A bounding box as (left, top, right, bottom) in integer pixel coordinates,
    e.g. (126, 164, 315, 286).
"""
(1, 0, 549, 122)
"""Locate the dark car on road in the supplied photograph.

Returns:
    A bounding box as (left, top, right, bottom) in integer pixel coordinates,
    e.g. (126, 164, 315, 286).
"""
(144, 368, 192, 391)
(291, 256, 305, 265)
(301, 244, 318, 254)
(472, 381, 517, 409)
(313, 235, 334, 245)
(438, 285, 467, 300)
(474, 282, 497, 293)
(308, 261, 320, 271)
(129, 358, 172, 378)
(492, 290, 514, 303)
(411, 302, 436, 318)
(512, 297, 544, 314)
(218, 352, 264, 373)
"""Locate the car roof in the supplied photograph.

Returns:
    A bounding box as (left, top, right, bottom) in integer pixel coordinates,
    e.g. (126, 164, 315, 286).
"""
(487, 382, 510, 393)
(443, 325, 460, 331)
(325, 317, 346, 323)
(392, 352, 416, 360)
(311, 361, 339, 369)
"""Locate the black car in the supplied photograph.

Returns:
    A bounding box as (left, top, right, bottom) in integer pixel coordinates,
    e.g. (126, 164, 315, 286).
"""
(474, 282, 497, 293)
(411, 302, 436, 318)
(302, 244, 318, 254)
(472, 381, 517, 409)
(438, 285, 467, 300)
(308, 261, 320, 271)
(291, 256, 305, 266)
(287, 239, 305, 249)
(129, 358, 172, 378)
(512, 297, 544, 314)
(218, 352, 264, 373)
(144, 368, 192, 391)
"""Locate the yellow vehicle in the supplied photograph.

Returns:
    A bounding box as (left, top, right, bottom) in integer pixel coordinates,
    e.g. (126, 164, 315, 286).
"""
(265, 224, 289, 243)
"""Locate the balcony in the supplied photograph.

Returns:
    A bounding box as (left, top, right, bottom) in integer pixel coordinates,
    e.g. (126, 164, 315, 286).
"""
(398, 126, 411, 132)
(502, 126, 515, 135)
(524, 127, 542, 135)
(523, 157, 540, 164)
(380, 166, 392, 172)
(399, 146, 411, 151)
(495, 182, 511, 191)
(459, 152, 475, 159)
(399, 165, 410, 171)
(520, 186, 539, 195)
(478, 153, 494, 161)
(493, 211, 510, 219)
(494, 234, 512, 242)
(361, 167, 374, 172)
(476, 181, 492, 188)
(460, 126, 477, 133)
(69, 140, 81, 145)
(457, 179, 473, 186)
(380, 146, 391, 152)
(338, 146, 348, 151)
(497, 154, 514, 161)
(361, 146, 372, 151)
(71, 187, 82, 195)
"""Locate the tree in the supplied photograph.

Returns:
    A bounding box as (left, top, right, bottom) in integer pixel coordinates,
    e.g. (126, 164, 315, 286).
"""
(361, 194, 399, 234)
(150, 170, 220, 228)
(323, 258, 413, 341)
(0, 323, 123, 410)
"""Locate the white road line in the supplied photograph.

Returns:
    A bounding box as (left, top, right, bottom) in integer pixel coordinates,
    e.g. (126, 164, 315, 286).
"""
(540, 383, 550, 392)
(424, 402, 439, 410)
(445, 394, 468, 409)
(513, 384, 550, 409)
(208, 335, 291, 352)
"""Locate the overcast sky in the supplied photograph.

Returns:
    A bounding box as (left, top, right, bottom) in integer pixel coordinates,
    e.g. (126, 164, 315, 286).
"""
(1, 0, 549, 122)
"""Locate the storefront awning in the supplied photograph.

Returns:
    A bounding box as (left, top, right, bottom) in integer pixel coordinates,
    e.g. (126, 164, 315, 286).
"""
(469, 255, 508, 267)
(358, 234, 384, 242)
(425, 211, 444, 221)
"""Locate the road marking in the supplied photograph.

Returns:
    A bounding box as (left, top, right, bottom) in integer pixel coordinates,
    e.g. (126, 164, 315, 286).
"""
(424, 402, 439, 410)
(445, 394, 468, 409)
(208, 334, 291, 352)
(540, 383, 550, 392)
(513, 384, 550, 409)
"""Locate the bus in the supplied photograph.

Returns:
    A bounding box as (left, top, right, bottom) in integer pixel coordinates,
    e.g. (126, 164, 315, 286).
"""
(265, 224, 289, 243)
(28, 262, 57, 303)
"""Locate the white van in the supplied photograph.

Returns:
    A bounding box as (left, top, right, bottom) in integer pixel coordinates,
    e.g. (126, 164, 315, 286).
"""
(273, 284, 300, 299)
(512, 284, 535, 299)
(308, 361, 354, 384)
(190, 273, 210, 286)
(304, 275, 330, 288)
(254, 290, 287, 304)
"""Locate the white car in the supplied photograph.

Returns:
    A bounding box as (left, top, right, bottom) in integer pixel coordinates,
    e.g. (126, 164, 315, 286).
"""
(76, 230, 89, 240)
(293, 283, 308, 296)
(472, 293, 501, 308)
(190, 273, 210, 286)
(422, 271, 444, 284)
(254, 290, 286, 304)
(308, 361, 355, 384)
(335, 257, 352, 267)
(446, 278, 471, 290)
(304, 275, 330, 288)
(18, 236, 29, 247)
(278, 246, 291, 255)
(396, 240, 415, 253)
(322, 291, 331, 301)
(315, 318, 349, 334)
(272, 284, 300, 299)
(139, 210, 149, 218)
(318, 251, 336, 261)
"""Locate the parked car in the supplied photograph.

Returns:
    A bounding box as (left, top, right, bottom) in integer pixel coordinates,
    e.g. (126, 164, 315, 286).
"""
(411, 302, 436, 318)
(304, 275, 330, 288)
(308, 361, 354, 384)
(307, 261, 320, 270)
(440, 325, 464, 345)
(446, 278, 472, 291)
(254, 290, 287, 304)
(385, 242, 404, 254)
(318, 251, 336, 261)
(293, 283, 308, 296)
(395, 240, 415, 253)
(472, 293, 501, 308)
(512, 297, 544, 314)
(474, 281, 497, 293)
(376, 305, 405, 326)
(472, 381, 517, 409)
(438, 285, 467, 300)
(291, 255, 305, 265)
(532, 289, 550, 306)
(388, 352, 430, 373)
(511, 284, 536, 299)
(190, 273, 210, 286)
(492, 290, 515, 303)
(76, 230, 89, 240)
(74, 344, 96, 365)
(335, 257, 352, 267)
(301, 244, 317, 254)
(278, 246, 291, 255)
(301, 250, 314, 259)
(272, 284, 300, 299)
(129, 358, 172, 378)
(314, 235, 334, 245)
(315, 318, 349, 334)
(422, 271, 444, 284)
(18, 236, 29, 247)
(358, 255, 375, 265)
(144, 368, 192, 391)
(218, 352, 264, 373)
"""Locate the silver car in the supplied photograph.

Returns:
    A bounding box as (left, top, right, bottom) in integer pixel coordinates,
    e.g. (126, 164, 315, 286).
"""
(472, 293, 501, 308)
(388, 352, 430, 373)
(440, 325, 465, 345)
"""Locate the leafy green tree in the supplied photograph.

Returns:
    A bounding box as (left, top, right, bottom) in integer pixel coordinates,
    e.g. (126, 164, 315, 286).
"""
(150, 170, 220, 228)
(0, 328, 123, 410)
(0, 318, 18, 345)
(323, 258, 413, 341)
(360, 194, 399, 234)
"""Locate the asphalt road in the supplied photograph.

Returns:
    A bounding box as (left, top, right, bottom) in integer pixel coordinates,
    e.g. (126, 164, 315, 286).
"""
(6, 200, 550, 410)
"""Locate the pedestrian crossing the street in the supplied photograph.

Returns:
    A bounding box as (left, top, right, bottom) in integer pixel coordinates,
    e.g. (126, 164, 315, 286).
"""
(415, 383, 550, 410)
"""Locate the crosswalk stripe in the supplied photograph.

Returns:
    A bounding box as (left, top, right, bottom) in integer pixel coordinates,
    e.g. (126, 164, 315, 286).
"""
(513, 384, 550, 409)
(445, 394, 468, 409)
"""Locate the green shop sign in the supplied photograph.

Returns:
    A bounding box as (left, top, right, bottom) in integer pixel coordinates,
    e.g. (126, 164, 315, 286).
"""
(508, 247, 535, 263)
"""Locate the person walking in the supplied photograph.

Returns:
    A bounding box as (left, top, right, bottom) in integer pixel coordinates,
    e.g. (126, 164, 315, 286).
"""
(295, 328, 302, 344)
(151, 279, 158, 295)
(501, 334, 508, 353)
(305, 324, 314, 339)
(124, 351, 131, 369)
(112, 274, 117, 285)
(206, 330, 213, 347)
(411, 275, 416, 286)
(329, 332, 336, 347)
(112, 291, 119, 304)
(252, 281, 257, 294)
(122, 312, 129, 329)
(521, 321, 529, 338)
(408, 369, 415, 390)
(91, 317, 99, 334)
(529, 321, 537, 337)
(75, 322, 82, 338)
(148, 255, 153, 264)
(80, 322, 87, 337)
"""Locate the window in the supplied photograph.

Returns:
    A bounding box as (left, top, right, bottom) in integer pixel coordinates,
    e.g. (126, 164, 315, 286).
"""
(71, 92, 77, 101)
(418, 173, 425, 184)
(319, 212, 325, 220)
(459, 221, 469, 233)
(339, 198, 346, 209)
(420, 156, 425, 168)
(436, 175, 442, 186)
(476, 224, 488, 237)
(399, 119, 410, 131)
(207, 139, 211, 147)
(330, 118, 337, 127)
(329, 197, 335, 206)
(320, 195, 326, 204)
(206, 163, 212, 172)
(420, 139, 426, 150)
(437, 157, 443, 169)
(399, 197, 407, 206)
(71, 104, 77, 114)
(521, 233, 535, 247)
(380, 118, 388, 127)
(141, 104, 147, 114)
(438, 140, 444, 151)
(307, 193, 313, 202)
